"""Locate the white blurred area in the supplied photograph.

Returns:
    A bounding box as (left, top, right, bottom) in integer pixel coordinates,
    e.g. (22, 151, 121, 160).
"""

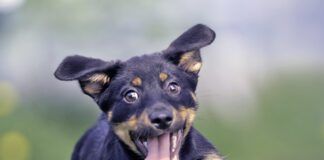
(0, 0, 24, 13)
(0, 0, 323, 122)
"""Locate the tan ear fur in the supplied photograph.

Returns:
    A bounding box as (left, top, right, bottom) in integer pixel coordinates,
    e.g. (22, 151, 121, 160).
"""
(178, 51, 202, 73)
(82, 73, 110, 95)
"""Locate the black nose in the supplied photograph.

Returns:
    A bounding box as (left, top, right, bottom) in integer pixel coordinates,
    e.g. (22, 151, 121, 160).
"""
(149, 111, 173, 130)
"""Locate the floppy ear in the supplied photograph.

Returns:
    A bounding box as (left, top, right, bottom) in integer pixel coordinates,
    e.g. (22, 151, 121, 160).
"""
(163, 24, 216, 74)
(54, 55, 122, 101)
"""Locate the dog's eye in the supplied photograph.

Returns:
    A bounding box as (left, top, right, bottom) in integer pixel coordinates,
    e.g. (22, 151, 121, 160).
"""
(124, 90, 139, 103)
(167, 82, 181, 95)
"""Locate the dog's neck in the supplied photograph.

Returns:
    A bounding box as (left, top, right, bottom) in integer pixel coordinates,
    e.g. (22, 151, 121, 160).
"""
(101, 128, 143, 160)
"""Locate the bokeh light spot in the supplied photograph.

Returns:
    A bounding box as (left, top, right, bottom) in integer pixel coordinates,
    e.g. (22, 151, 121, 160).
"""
(0, 132, 30, 160)
(0, 82, 18, 117)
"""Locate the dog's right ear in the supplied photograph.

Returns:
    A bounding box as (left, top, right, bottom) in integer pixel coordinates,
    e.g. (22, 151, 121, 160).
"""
(54, 55, 122, 101)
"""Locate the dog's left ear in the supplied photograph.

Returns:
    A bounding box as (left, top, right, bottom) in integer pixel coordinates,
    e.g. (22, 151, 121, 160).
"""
(163, 24, 215, 74)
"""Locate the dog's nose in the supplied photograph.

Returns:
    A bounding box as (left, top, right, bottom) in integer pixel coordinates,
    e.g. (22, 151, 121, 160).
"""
(149, 111, 173, 130)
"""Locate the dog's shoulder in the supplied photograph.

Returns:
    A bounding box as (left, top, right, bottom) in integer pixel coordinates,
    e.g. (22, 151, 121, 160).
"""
(72, 114, 110, 160)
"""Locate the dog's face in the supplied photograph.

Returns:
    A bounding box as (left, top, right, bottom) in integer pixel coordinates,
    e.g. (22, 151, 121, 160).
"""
(55, 24, 215, 159)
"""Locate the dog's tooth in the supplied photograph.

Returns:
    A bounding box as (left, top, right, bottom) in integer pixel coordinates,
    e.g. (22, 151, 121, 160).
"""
(178, 130, 183, 138)
(143, 141, 147, 148)
(173, 134, 178, 144)
(176, 130, 183, 145)
(172, 134, 177, 152)
(173, 134, 177, 142)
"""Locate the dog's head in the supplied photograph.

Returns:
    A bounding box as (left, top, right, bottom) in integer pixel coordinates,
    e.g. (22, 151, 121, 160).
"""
(54, 24, 215, 158)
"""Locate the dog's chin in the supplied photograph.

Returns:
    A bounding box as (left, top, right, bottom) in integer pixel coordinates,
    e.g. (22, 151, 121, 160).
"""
(130, 126, 185, 159)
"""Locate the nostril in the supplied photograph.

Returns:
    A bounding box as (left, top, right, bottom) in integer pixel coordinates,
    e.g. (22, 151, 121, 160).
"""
(152, 118, 162, 125)
(165, 116, 172, 122)
(164, 117, 172, 126)
(150, 113, 173, 129)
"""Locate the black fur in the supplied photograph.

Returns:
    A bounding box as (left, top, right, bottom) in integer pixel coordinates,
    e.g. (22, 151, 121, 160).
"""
(55, 24, 222, 160)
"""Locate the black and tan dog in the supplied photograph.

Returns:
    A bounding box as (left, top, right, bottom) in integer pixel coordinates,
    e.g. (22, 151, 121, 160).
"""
(54, 24, 222, 160)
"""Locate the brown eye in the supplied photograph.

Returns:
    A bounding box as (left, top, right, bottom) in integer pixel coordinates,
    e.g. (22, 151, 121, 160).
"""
(124, 90, 139, 103)
(167, 82, 181, 95)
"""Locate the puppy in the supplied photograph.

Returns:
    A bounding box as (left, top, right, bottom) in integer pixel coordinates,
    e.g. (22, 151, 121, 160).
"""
(54, 24, 222, 160)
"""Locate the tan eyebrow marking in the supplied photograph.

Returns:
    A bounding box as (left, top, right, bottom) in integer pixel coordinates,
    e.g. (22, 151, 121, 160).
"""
(131, 77, 142, 86)
(159, 72, 168, 82)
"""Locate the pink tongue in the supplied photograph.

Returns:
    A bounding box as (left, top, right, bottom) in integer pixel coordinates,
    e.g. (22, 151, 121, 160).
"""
(145, 133, 170, 160)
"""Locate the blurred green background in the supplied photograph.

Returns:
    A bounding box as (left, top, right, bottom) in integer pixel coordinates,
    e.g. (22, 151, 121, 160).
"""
(0, 0, 324, 160)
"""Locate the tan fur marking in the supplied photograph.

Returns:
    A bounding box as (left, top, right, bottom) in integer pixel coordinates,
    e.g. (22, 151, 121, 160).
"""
(138, 111, 152, 127)
(113, 126, 139, 154)
(83, 84, 101, 94)
(131, 77, 142, 86)
(179, 51, 195, 65)
(178, 106, 196, 137)
(189, 62, 202, 73)
(190, 91, 197, 102)
(185, 109, 196, 136)
(127, 115, 138, 129)
(179, 51, 202, 73)
(203, 153, 224, 160)
(172, 108, 177, 120)
(84, 73, 110, 94)
(159, 72, 168, 82)
(88, 73, 110, 84)
(178, 107, 187, 119)
(113, 115, 140, 154)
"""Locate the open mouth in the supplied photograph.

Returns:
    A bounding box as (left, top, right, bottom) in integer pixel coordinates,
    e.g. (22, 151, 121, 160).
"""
(133, 129, 184, 159)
